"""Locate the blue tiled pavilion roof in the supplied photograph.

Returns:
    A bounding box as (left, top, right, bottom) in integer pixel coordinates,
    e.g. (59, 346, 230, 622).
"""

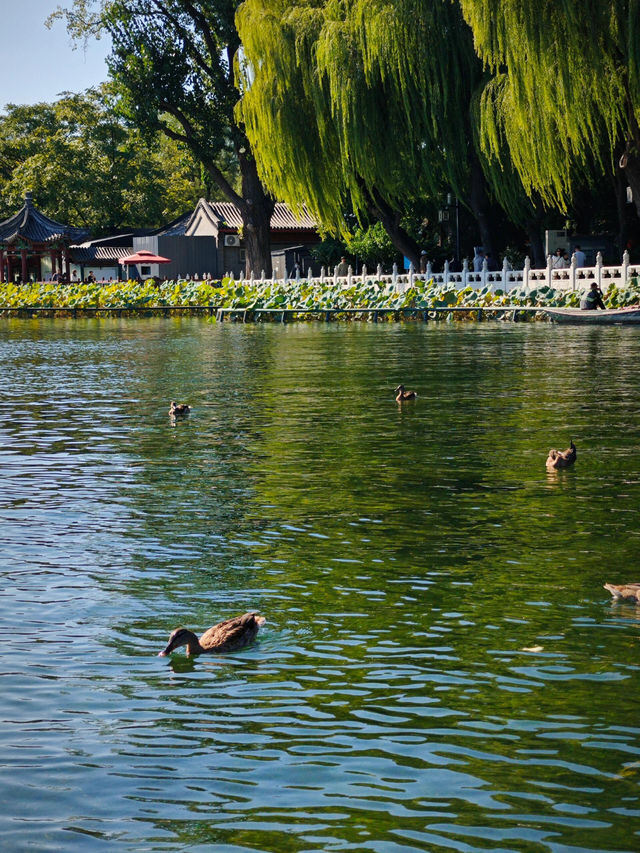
(0, 193, 88, 245)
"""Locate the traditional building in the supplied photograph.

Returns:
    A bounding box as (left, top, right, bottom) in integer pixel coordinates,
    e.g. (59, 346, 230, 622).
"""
(131, 198, 320, 279)
(0, 193, 87, 282)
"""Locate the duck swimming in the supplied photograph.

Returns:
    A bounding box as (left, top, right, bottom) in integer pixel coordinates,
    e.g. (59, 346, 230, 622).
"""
(395, 384, 417, 402)
(169, 401, 191, 417)
(158, 612, 266, 656)
(604, 583, 640, 603)
(546, 440, 576, 471)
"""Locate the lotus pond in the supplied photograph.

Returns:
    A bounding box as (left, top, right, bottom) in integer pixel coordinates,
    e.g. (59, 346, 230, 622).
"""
(1, 317, 639, 852)
(1, 275, 639, 314)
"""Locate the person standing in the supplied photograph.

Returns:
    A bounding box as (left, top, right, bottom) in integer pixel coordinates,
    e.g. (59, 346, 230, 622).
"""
(473, 247, 485, 272)
(573, 245, 586, 267)
(552, 248, 566, 269)
(336, 256, 349, 276)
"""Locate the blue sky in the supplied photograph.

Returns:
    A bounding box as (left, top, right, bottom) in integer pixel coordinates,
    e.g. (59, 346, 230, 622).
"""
(1, 0, 111, 109)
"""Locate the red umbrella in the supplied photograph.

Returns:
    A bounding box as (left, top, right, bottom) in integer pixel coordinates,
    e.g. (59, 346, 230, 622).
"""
(119, 250, 172, 264)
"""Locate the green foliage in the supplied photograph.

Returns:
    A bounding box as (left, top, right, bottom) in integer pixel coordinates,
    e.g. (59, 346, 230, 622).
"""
(346, 222, 398, 269)
(0, 86, 207, 232)
(53, 0, 274, 275)
(2, 277, 638, 316)
(459, 0, 640, 209)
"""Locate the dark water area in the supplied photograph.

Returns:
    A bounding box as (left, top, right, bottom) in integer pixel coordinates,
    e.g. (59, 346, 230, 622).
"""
(0, 317, 639, 852)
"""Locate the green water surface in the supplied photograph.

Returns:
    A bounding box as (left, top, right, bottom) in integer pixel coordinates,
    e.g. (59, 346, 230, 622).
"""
(0, 318, 639, 852)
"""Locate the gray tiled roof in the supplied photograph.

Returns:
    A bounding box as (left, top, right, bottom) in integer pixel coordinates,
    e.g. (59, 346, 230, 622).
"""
(210, 201, 317, 230)
(154, 199, 318, 236)
(0, 193, 88, 245)
(71, 246, 133, 262)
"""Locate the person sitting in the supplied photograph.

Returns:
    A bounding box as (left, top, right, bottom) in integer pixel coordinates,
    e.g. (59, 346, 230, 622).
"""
(580, 282, 606, 310)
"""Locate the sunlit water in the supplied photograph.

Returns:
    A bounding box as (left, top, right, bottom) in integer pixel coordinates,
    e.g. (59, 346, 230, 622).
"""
(1, 318, 639, 852)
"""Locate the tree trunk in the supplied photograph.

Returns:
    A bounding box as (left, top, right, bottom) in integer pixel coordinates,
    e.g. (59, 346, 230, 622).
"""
(622, 154, 640, 223)
(467, 153, 494, 258)
(236, 153, 275, 278)
(368, 191, 421, 268)
(613, 166, 632, 256)
(523, 206, 546, 268)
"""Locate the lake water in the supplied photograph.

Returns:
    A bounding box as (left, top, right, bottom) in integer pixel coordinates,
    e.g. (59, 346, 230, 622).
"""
(1, 317, 639, 852)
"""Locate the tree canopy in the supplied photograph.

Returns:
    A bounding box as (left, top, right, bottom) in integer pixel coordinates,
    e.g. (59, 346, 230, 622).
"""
(54, 0, 276, 274)
(459, 0, 640, 216)
(237, 0, 545, 262)
(0, 86, 206, 232)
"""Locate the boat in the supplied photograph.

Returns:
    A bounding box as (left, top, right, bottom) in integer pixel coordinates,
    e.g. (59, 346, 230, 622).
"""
(544, 306, 640, 325)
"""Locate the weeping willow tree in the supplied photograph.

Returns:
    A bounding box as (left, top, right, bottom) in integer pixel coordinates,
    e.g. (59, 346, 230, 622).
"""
(237, 0, 531, 262)
(459, 0, 640, 219)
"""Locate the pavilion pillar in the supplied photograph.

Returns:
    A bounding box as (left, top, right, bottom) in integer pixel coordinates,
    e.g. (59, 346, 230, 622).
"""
(21, 249, 28, 283)
(0, 250, 4, 282)
(64, 247, 71, 280)
(50, 249, 57, 278)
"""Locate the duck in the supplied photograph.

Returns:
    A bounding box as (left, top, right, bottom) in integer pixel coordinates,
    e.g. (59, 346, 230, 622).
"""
(169, 401, 191, 417)
(546, 439, 576, 471)
(158, 612, 266, 656)
(603, 583, 640, 603)
(395, 384, 417, 402)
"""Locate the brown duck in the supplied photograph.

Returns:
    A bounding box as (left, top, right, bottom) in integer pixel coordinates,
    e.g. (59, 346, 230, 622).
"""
(604, 583, 640, 603)
(158, 612, 266, 656)
(169, 401, 191, 417)
(546, 440, 576, 471)
(395, 384, 417, 402)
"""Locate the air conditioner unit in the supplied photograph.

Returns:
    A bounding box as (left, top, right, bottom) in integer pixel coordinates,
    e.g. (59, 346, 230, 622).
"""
(224, 234, 241, 247)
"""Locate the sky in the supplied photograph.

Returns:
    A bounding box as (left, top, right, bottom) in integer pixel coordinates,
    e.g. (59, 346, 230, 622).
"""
(1, 0, 111, 109)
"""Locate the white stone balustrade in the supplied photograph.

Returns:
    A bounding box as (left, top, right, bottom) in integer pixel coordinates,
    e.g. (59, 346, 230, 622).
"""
(237, 251, 640, 295)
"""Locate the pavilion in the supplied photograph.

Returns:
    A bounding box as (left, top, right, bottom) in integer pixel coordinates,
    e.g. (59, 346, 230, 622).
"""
(0, 192, 88, 283)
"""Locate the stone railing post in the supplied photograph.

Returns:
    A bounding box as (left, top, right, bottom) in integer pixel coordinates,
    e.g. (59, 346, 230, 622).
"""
(482, 257, 488, 289)
(347, 265, 353, 287)
(501, 256, 509, 292)
(376, 263, 383, 284)
(622, 249, 630, 285)
(546, 254, 553, 290)
(524, 256, 531, 294)
(392, 262, 398, 292)
(570, 252, 577, 291)
(462, 257, 469, 289)
(443, 259, 450, 286)
(408, 263, 415, 289)
(361, 263, 367, 284)
(596, 251, 603, 291)
(426, 261, 433, 279)
(320, 265, 326, 284)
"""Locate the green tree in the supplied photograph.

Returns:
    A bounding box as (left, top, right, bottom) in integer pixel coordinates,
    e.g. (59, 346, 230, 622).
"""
(0, 87, 205, 232)
(53, 0, 276, 275)
(237, 0, 535, 264)
(459, 0, 640, 219)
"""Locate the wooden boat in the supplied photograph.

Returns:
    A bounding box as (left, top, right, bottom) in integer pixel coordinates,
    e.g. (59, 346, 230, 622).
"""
(544, 306, 640, 325)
